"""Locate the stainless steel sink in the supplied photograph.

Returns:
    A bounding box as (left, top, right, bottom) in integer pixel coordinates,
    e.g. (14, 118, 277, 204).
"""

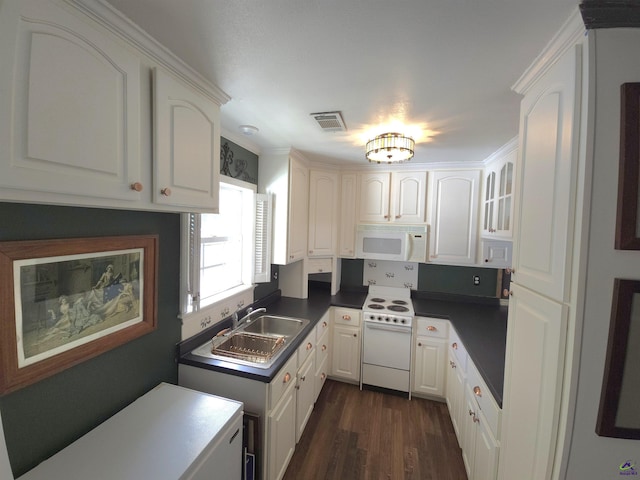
(211, 332, 286, 364)
(241, 315, 309, 337)
(189, 315, 310, 368)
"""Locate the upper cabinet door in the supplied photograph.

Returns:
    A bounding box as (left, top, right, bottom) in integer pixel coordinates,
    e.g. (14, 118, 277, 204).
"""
(287, 157, 309, 263)
(153, 68, 220, 212)
(308, 170, 338, 257)
(358, 173, 391, 222)
(0, 0, 142, 202)
(339, 173, 358, 257)
(512, 45, 581, 302)
(428, 170, 481, 265)
(391, 171, 427, 223)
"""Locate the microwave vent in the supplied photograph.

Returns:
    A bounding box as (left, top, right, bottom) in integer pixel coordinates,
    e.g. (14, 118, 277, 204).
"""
(310, 111, 347, 132)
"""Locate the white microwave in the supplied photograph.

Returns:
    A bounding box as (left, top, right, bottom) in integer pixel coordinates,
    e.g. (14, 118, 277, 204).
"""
(355, 224, 429, 262)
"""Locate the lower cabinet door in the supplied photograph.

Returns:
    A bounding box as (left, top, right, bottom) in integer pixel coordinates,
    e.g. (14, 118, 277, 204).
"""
(473, 409, 499, 480)
(413, 336, 447, 396)
(331, 325, 360, 382)
(462, 383, 478, 477)
(268, 384, 296, 480)
(295, 353, 315, 443)
(446, 349, 466, 445)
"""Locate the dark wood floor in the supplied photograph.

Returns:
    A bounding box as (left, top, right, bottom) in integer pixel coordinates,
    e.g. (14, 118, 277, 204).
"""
(283, 380, 468, 480)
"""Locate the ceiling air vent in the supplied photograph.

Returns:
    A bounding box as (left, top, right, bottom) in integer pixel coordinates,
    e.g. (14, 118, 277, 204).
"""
(310, 111, 347, 132)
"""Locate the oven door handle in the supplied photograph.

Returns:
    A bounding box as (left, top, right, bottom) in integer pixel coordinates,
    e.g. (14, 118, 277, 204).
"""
(364, 322, 411, 334)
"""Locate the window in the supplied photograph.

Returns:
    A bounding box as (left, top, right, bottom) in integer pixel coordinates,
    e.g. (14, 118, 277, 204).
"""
(182, 178, 271, 314)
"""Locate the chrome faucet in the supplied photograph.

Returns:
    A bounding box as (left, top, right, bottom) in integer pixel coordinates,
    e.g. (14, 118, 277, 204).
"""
(237, 307, 266, 328)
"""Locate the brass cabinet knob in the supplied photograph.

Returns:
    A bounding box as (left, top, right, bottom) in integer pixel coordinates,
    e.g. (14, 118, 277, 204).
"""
(306, 342, 313, 350)
(473, 386, 482, 397)
(452, 342, 458, 350)
(427, 325, 437, 331)
(283, 372, 291, 383)
(130, 182, 143, 192)
(343, 314, 351, 321)
(161, 187, 172, 196)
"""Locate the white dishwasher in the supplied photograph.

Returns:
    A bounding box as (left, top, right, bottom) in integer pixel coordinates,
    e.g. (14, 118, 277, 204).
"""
(18, 383, 244, 480)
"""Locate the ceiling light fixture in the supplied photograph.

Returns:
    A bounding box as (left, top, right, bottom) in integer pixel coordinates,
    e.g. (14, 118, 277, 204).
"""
(365, 132, 415, 163)
(238, 124, 259, 136)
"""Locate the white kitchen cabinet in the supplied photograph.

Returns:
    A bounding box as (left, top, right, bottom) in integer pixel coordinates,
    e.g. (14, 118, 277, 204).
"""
(481, 239, 512, 268)
(482, 141, 517, 239)
(308, 170, 339, 256)
(314, 313, 331, 402)
(18, 383, 243, 480)
(0, 0, 142, 204)
(339, 173, 358, 257)
(412, 317, 448, 398)
(295, 352, 316, 443)
(259, 149, 309, 265)
(446, 344, 466, 444)
(510, 46, 580, 303)
(464, 382, 500, 480)
(499, 39, 581, 480)
(268, 381, 297, 480)
(0, 0, 230, 212)
(152, 67, 221, 211)
(428, 169, 481, 265)
(413, 337, 447, 397)
(330, 308, 361, 383)
(358, 171, 427, 224)
(500, 284, 568, 480)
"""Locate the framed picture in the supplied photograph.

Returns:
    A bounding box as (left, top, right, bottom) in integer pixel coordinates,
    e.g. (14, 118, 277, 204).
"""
(0, 235, 158, 395)
(615, 83, 640, 249)
(596, 278, 640, 439)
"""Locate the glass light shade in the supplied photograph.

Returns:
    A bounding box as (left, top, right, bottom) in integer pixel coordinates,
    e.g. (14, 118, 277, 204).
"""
(365, 133, 415, 163)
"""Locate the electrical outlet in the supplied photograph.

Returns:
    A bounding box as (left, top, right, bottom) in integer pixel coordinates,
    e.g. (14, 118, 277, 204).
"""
(473, 275, 481, 286)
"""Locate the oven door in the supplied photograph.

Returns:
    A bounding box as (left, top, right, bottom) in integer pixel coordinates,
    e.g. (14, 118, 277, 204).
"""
(362, 321, 411, 370)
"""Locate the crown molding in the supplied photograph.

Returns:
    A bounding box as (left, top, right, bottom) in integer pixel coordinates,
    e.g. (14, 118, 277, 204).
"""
(67, 0, 231, 106)
(512, 7, 586, 95)
(481, 136, 519, 166)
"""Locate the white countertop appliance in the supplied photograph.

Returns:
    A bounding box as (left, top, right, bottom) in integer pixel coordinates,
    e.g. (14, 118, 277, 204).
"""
(361, 285, 414, 396)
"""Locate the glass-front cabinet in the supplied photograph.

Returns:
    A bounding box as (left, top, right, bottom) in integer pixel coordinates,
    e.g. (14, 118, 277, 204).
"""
(482, 141, 517, 239)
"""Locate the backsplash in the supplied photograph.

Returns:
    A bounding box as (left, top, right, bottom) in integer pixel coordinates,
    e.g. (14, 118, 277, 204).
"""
(362, 260, 419, 289)
(342, 258, 500, 297)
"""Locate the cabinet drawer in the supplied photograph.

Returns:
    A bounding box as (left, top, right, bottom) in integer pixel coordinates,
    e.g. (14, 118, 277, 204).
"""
(297, 331, 315, 367)
(315, 330, 330, 367)
(467, 360, 501, 438)
(415, 317, 449, 339)
(315, 316, 330, 341)
(307, 257, 332, 273)
(449, 327, 468, 372)
(334, 307, 361, 327)
(269, 352, 298, 409)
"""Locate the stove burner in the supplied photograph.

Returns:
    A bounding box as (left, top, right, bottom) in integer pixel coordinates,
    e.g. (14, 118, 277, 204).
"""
(387, 305, 410, 313)
(370, 298, 386, 303)
(391, 300, 408, 305)
(367, 304, 385, 310)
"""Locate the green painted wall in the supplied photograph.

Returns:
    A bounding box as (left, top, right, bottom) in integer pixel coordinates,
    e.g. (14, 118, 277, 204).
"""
(0, 203, 181, 477)
(340, 258, 499, 297)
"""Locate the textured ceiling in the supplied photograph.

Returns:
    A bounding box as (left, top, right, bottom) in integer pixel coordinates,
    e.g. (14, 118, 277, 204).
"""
(105, 0, 580, 165)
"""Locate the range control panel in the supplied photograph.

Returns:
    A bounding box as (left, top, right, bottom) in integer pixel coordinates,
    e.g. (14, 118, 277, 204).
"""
(364, 313, 413, 327)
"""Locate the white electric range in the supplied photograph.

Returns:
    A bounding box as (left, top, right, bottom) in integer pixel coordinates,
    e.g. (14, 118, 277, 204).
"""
(361, 285, 414, 396)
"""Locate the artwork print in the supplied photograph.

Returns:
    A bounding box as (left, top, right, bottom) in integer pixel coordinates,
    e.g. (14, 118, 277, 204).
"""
(16, 249, 143, 367)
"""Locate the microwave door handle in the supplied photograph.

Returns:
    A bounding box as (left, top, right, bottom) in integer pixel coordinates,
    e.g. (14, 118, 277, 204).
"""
(405, 233, 412, 261)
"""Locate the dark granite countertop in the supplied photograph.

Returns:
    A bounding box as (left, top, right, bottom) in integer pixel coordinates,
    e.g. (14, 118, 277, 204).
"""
(178, 286, 507, 407)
